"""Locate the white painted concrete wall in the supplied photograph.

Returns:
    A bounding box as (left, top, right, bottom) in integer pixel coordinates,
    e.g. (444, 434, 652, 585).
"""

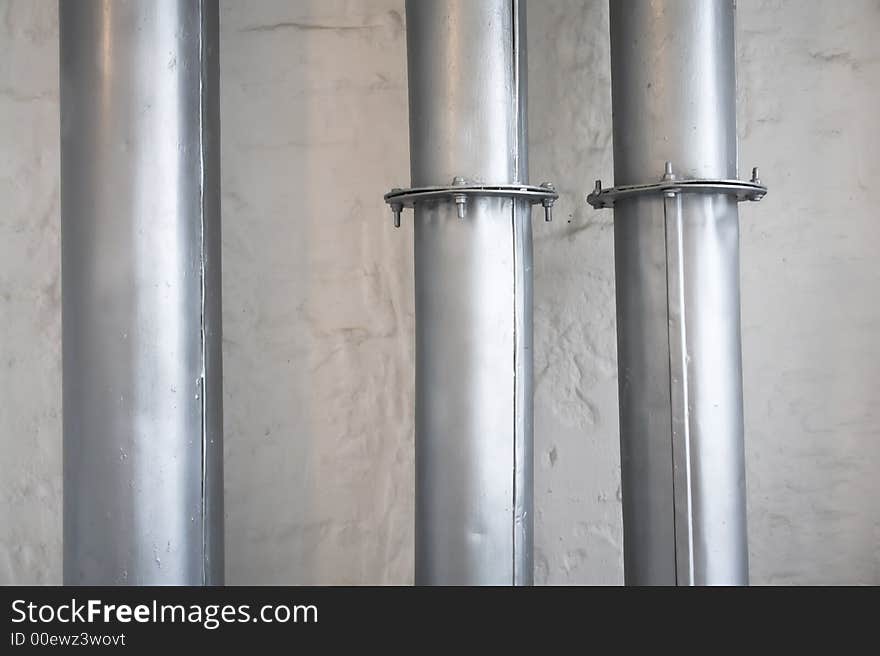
(1, 0, 877, 585)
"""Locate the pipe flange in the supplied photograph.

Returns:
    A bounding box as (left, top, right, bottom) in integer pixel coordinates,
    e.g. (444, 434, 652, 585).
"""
(587, 162, 767, 210)
(385, 178, 559, 227)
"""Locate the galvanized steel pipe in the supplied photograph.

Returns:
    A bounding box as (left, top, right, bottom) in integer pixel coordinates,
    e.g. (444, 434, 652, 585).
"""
(60, 0, 223, 585)
(402, 0, 535, 585)
(602, 0, 756, 584)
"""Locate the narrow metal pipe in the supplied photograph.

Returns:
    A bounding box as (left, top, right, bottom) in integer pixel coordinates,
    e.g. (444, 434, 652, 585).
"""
(406, 0, 533, 585)
(608, 0, 749, 585)
(60, 0, 223, 585)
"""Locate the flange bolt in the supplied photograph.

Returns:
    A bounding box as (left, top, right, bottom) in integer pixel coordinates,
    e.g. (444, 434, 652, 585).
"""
(452, 177, 468, 219)
(390, 188, 403, 227)
(540, 182, 556, 222)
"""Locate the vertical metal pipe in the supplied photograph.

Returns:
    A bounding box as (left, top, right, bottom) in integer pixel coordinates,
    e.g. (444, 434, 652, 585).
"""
(60, 0, 223, 585)
(607, 0, 750, 585)
(406, 0, 533, 585)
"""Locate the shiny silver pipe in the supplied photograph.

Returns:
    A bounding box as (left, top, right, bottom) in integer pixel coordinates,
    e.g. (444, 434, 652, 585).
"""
(607, 0, 751, 585)
(406, 0, 533, 585)
(60, 0, 223, 585)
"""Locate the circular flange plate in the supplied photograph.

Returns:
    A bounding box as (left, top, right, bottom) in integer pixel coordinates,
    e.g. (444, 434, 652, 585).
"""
(587, 178, 767, 209)
(385, 183, 558, 208)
